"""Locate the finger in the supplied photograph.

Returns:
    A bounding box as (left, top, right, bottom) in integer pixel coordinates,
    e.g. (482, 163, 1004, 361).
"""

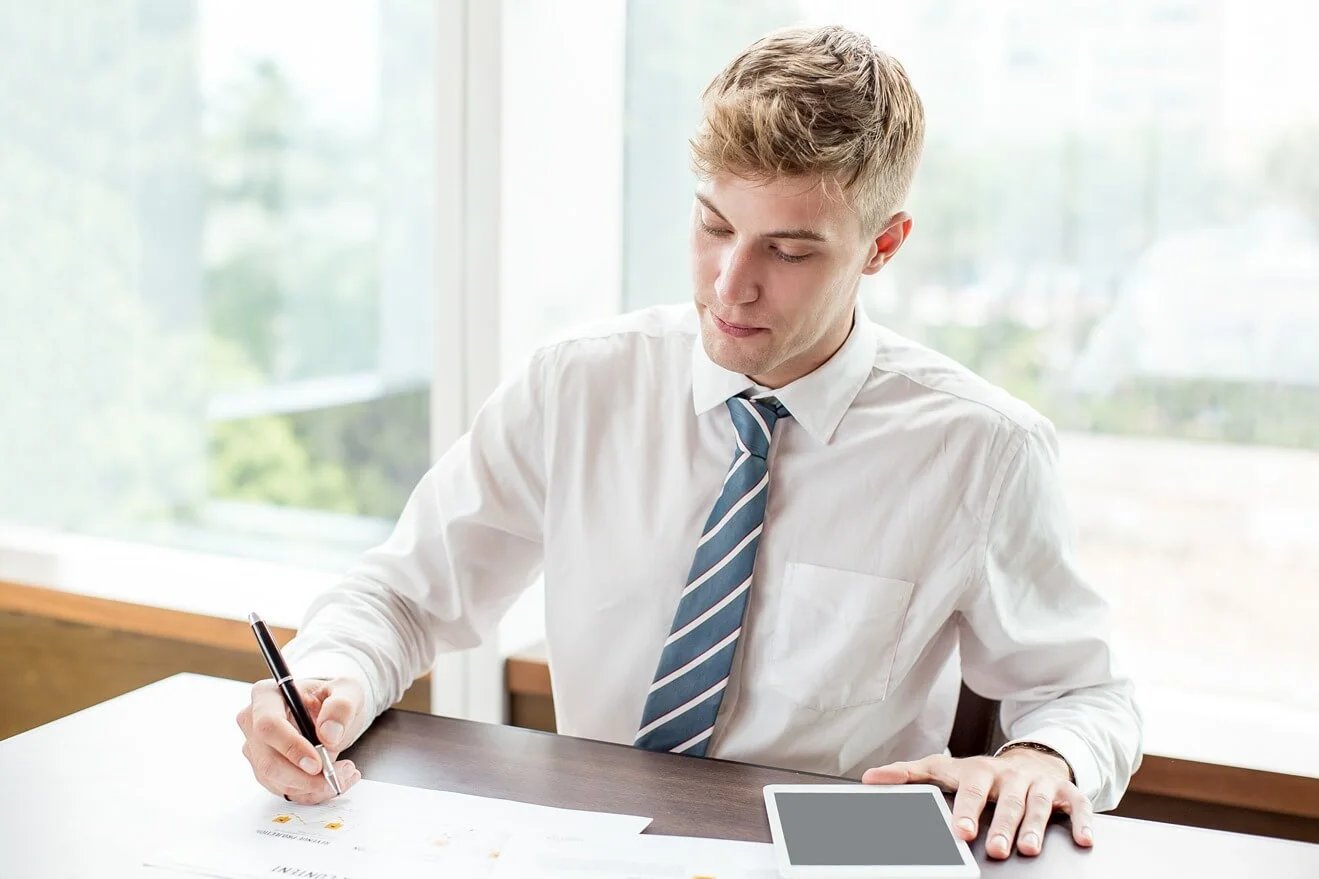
(863, 755, 955, 786)
(247, 738, 337, 800)
(279, 682, 329, 752)
(299, 689, 325, 722)
(862, 761, 923, 785)
(1057, 787, 1095, 847)
(287, 791, 330, 806)
(1015, 780, 1059, 856)
(300, 678, 333, 701)
(256, 755, 360, 805)
(236, 704, 252, 737)
(297, 678, 340, 719)
(245, 738, 304, 802)
(251, 682, 323, 777)
(325, 758, 360, 793)
(315, 687, 363, 752)
(288, 765, 362, 805)
(333, 761, 362, 794)
(949, 765, 996, 841)
(985, 770, 1031, 860)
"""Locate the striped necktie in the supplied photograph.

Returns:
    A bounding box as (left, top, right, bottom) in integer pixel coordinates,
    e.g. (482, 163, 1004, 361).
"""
(634, 395, 790, 756)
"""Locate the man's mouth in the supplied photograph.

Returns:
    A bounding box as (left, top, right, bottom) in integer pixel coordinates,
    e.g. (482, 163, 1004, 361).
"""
(712, 314, 765, 338)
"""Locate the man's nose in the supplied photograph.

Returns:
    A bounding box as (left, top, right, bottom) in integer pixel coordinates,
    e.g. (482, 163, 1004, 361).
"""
(714, 245, 759, 305)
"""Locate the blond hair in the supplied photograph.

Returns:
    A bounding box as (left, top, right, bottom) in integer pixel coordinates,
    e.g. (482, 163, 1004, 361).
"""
(691, 25, 925, 234)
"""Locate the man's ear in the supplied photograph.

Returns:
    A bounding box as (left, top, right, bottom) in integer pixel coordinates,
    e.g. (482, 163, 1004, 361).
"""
(862, 211, 913, 275)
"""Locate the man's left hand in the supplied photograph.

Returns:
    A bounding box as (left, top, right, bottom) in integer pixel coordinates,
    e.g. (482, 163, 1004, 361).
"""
(861, 748, 1094, 859)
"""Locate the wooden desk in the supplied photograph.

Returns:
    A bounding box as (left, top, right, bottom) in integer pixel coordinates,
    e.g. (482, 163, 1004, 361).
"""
(3, 674, 1318, 878)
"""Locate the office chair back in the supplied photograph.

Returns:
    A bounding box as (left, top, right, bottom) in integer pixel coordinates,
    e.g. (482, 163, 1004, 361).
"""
(947, 682, 1001, 759)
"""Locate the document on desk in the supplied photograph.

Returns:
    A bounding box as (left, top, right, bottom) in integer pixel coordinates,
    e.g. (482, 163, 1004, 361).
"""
(144, 778, 652, 879)
(493, 832, 780, 879)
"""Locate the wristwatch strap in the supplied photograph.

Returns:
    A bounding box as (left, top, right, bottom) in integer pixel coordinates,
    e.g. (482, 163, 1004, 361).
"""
(994, 740, 1076, 784)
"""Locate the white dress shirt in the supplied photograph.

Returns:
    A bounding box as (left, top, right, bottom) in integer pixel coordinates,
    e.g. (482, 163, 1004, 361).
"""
(285, 303, 1143, 812)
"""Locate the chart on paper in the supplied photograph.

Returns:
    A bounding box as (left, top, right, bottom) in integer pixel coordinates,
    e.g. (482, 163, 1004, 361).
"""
(145, 779, 652, 879)
(347, 808, 523, 866)
(259, 798, 357, 845)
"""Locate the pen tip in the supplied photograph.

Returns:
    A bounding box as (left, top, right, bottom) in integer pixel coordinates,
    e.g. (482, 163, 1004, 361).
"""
(247, 612, 261, 625)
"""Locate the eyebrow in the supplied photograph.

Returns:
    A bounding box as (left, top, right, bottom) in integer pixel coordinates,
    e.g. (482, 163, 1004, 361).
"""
(696, 194, 828, 243)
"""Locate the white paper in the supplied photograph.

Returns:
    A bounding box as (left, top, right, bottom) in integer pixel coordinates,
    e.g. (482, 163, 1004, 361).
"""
(145, 779, 652, 879)
(492, 832, 781, 879)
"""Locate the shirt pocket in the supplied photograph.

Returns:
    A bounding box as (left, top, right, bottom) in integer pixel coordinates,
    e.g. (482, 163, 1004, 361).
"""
(763, 562, 915, 712)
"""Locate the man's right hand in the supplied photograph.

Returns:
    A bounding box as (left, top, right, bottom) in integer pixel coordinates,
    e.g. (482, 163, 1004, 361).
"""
(237, 676, 367, 804)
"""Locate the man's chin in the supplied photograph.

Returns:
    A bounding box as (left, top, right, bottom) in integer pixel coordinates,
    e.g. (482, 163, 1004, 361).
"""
(701, 325, 771, 376)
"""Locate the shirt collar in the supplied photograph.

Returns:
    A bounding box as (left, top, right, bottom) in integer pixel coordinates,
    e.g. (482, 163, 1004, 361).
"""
(690, 302, 877, 444)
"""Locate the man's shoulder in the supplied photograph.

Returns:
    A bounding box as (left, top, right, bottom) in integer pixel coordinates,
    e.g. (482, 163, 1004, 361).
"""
(534, 304, 698, 369)
(869, 324, 1046, 436)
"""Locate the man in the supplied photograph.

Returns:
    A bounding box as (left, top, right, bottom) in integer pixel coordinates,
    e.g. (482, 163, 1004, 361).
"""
(237, 25, 1142, 860)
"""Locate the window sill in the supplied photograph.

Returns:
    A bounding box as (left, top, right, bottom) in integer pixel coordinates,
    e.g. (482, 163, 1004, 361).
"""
(1137, 683, 1319, 780)
(0, 524, 334, 634)
(0, 524, 545, 657)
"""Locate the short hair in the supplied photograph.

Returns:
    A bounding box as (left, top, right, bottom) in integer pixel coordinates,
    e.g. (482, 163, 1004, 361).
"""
(690, 25, 925, 234)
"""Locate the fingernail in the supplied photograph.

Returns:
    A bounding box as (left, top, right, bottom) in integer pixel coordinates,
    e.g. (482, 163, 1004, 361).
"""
(957, 817, 975, 834)
(1080, 826, 1093, 843)
(299, 757, 320, 774)
(320, 721, 344, 747)
(991, 834, 1009, 854)
(1022, 832, 1039, 850)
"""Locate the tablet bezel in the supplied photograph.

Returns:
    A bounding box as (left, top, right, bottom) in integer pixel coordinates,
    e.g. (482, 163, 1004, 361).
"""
(763, 783, 980, 878)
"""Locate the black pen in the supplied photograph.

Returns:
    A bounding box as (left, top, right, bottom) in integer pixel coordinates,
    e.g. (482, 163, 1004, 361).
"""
(248, 612, 343, 797)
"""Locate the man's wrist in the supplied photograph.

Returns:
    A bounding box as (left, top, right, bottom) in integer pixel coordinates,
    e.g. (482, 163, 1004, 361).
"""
(994, 741, 1075, 784)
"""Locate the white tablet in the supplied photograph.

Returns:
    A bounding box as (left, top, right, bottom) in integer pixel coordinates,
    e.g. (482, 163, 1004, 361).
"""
(763, 784, 979, 878)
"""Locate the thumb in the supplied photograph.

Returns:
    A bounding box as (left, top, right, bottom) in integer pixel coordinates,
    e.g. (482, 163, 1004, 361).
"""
(314, 681, 364, 751)
(862, 764, 914, 785)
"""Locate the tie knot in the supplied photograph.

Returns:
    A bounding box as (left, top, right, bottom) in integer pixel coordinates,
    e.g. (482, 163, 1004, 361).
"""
(757, 396, 791, 420)
(726, 396, 790, 459)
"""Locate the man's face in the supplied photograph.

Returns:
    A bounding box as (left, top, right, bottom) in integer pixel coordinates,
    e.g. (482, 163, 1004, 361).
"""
(690, 173, 908, 388)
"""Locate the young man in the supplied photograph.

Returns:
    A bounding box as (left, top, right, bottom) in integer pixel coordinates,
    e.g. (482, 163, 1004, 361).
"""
(237, 25, 1142, 860)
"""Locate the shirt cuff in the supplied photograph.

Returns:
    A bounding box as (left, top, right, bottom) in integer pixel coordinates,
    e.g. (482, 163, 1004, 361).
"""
(287, 650, 380, 719)
(997, 726, 1101, 801)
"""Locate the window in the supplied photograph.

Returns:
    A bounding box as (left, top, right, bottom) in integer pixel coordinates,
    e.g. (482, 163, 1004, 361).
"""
(1, 0, 439, 568)
(8, 0, 1318, 749)
(613, 0, 1319, 737)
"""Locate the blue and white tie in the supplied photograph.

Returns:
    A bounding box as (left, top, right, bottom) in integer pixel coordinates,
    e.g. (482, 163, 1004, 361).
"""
(634, 395, 790, 756)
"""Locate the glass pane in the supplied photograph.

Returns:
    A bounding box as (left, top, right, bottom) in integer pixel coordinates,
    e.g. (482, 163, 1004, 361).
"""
(498, 0, 625, 371)
(621, 0, 1319, 717)
(0, 0, 438, 567)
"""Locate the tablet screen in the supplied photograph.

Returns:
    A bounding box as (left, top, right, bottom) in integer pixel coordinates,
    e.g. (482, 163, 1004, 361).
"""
(772, 790, 964, 866)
